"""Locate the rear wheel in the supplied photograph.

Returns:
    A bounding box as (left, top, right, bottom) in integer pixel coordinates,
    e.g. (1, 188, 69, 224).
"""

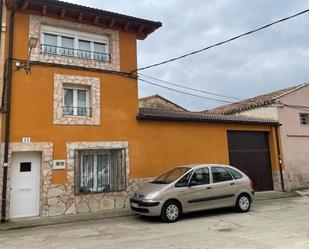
(235, 194, 251, 212)
(161, 201, 181, 223)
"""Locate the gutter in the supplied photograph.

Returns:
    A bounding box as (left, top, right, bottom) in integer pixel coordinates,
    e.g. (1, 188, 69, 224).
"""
(1, 0, 19, 222)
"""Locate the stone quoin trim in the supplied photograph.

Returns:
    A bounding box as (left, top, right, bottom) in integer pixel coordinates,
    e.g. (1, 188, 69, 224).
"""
(53, 74, 100, 125)
(44, 141, 138, 216)
(29, 15, 120, 71)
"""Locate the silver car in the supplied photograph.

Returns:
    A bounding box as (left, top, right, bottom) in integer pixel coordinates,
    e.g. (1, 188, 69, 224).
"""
(130, 164, 254, 222)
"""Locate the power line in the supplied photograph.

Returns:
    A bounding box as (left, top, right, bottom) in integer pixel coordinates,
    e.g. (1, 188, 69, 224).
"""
(131, 8, 309, 73)
(138, 73, 243, 100)
(277, 103, 309, 111)
(138, 77, 235, 104)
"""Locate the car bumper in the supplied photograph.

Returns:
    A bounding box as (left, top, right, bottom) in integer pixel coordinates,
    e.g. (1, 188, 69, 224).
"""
(130, 198, 163, 216)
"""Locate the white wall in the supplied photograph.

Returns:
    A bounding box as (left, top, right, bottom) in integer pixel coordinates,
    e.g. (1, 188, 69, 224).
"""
(235, 106, 278, 120)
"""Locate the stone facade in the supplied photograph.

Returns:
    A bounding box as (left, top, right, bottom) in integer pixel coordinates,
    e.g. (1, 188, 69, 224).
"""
(272, 170, 284, 191)
(0, 140, 152, 218)
(53, 74, 100, 125)
(29, 15, 120, 71)
(45, 178, 151, 216)
(44, 141, 132, 216)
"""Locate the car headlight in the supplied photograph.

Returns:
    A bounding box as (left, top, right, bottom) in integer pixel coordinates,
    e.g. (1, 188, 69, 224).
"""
(145, 192, 159, 200)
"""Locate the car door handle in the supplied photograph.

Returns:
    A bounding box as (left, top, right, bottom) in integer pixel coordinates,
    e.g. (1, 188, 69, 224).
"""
(230, 182, 235, 185)
(206, 186, 212, 190)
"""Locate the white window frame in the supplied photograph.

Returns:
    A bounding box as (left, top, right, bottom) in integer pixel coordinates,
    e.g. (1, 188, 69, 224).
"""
(63, 85, 90, 116)
(41, 25, 109, 59)
(80, 150, 111, 193)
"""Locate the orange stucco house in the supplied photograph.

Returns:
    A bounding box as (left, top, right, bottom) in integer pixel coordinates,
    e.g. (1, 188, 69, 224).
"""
(0, 0, 282, 221)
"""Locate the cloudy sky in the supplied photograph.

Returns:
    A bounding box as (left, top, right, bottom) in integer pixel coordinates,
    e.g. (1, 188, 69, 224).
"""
(70, 0, 309, 111)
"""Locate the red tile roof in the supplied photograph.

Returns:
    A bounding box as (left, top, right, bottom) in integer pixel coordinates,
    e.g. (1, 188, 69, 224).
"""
(209, 83, 308, 115)
(11, 0, 162, 40)
(137, 108, 278, 126)
(139, 94, 187, 111)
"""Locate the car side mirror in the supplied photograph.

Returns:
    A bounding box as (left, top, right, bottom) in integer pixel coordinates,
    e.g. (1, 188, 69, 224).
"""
(188, 180, 197, 187)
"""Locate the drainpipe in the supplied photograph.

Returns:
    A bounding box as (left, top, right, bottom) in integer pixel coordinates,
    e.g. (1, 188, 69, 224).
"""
(1, 0, 19, 222)
(0, 0, 3, 46)
(275, 125, 285, 192)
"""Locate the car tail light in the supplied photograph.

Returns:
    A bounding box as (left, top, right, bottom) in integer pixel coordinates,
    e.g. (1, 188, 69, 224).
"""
(249, 179, 254, 189)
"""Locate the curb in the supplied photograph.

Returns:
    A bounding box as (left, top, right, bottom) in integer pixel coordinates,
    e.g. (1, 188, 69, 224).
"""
(0, 209, 134, 231)
(254, 191, 301, 201)
(0, 191, 304, 231)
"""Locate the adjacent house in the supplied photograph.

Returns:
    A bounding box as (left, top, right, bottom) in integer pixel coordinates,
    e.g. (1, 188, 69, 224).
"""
(211, 83, 309, 190)
(0, 0, 282, 221)
(139, 94, 186, 111)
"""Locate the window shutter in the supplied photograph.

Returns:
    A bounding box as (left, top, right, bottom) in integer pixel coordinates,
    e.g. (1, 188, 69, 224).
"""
(110, 149, 126, 191)
(74, 150, 81, 195)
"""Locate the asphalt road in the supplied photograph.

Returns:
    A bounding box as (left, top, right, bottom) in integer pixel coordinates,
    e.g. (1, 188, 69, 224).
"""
(1, 196, 309, 249)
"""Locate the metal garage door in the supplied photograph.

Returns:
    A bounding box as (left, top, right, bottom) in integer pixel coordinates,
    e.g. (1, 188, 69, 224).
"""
(227, 131, 274, 191)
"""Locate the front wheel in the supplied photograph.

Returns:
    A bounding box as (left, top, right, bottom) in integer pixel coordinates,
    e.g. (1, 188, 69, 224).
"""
(235, 194, 251, 212)
(161, 201, 181, 223)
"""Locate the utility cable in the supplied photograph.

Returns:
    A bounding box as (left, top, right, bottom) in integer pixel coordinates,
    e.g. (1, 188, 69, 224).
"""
(138, 77, 235, 104)
(131, 8, 309, 73)
(138, 73, 243, 100)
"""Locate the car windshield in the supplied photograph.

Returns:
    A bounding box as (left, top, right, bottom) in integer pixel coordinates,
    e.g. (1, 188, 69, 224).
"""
(151, 167, 191, 184)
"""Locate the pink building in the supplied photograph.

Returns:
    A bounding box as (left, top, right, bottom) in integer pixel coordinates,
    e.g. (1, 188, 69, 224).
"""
(211, 83, 309, 190)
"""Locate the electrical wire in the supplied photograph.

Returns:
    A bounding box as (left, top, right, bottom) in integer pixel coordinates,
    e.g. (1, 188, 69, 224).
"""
(138, 73, 243, 100)
(138, 77, 235, 104)
(277, 103, 309, 111)
(131, 8, 309, 74)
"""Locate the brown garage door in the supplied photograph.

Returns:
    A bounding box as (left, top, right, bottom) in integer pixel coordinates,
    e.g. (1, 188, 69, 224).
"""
(227, 131, 274, 191)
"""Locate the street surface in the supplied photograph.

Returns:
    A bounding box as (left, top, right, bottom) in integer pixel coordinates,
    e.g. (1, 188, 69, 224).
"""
(0, 196, 309, 249)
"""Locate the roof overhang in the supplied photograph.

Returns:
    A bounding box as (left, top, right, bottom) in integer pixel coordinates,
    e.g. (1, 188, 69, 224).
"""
(137, 108, 279, 126)
(6, 0, 162, 40)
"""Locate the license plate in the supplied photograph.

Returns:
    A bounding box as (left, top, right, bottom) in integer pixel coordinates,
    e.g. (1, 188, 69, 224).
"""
(131, 202, 139, 208)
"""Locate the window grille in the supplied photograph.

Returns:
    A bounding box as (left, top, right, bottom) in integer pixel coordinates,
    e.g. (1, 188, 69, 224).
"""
(75, 149, 126, 194)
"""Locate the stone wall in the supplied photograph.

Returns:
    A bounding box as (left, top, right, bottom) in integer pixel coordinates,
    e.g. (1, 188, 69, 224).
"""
(46, 178, 151, 216)
(0, 141, 153, 219)
(43, 141, 150, 217)
(272, 169, 284, 191)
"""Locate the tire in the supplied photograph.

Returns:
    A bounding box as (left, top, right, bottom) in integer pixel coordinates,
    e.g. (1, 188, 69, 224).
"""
(161, 200, 181, 223)
(235, 194, 251, 212)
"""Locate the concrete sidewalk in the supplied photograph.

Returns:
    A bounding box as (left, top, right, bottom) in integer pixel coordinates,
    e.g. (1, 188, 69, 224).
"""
(0, 190, 302, 231)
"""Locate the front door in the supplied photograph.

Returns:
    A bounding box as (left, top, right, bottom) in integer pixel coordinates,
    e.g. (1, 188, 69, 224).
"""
(10, 152, 41, 218)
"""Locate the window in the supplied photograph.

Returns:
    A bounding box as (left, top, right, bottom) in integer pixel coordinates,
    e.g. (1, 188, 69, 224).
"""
(76, 149, 126, 193)
(41, 25, 110, 62)
(175, 170, 193, 187)
(189, 167, 210, 186)
(151, 167, 190, 184)
(226, 167, 243, 180)
(63, 87, 90, 116)
(212, 167, 233, 183)
(300, 113, 309, 125)
(20, 162, 31, 172)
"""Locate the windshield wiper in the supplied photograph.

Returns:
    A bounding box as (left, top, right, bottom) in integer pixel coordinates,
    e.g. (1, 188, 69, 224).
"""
(150, 180, 167, 184)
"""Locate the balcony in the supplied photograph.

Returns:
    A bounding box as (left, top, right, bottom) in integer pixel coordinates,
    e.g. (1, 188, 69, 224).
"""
(63, 106, 92, 117)
(41, 44, 111, 62)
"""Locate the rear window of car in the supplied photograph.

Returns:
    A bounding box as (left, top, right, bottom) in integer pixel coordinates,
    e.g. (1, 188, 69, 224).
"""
(226, 167, 243, 180)
(211, 167, 233, 183)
